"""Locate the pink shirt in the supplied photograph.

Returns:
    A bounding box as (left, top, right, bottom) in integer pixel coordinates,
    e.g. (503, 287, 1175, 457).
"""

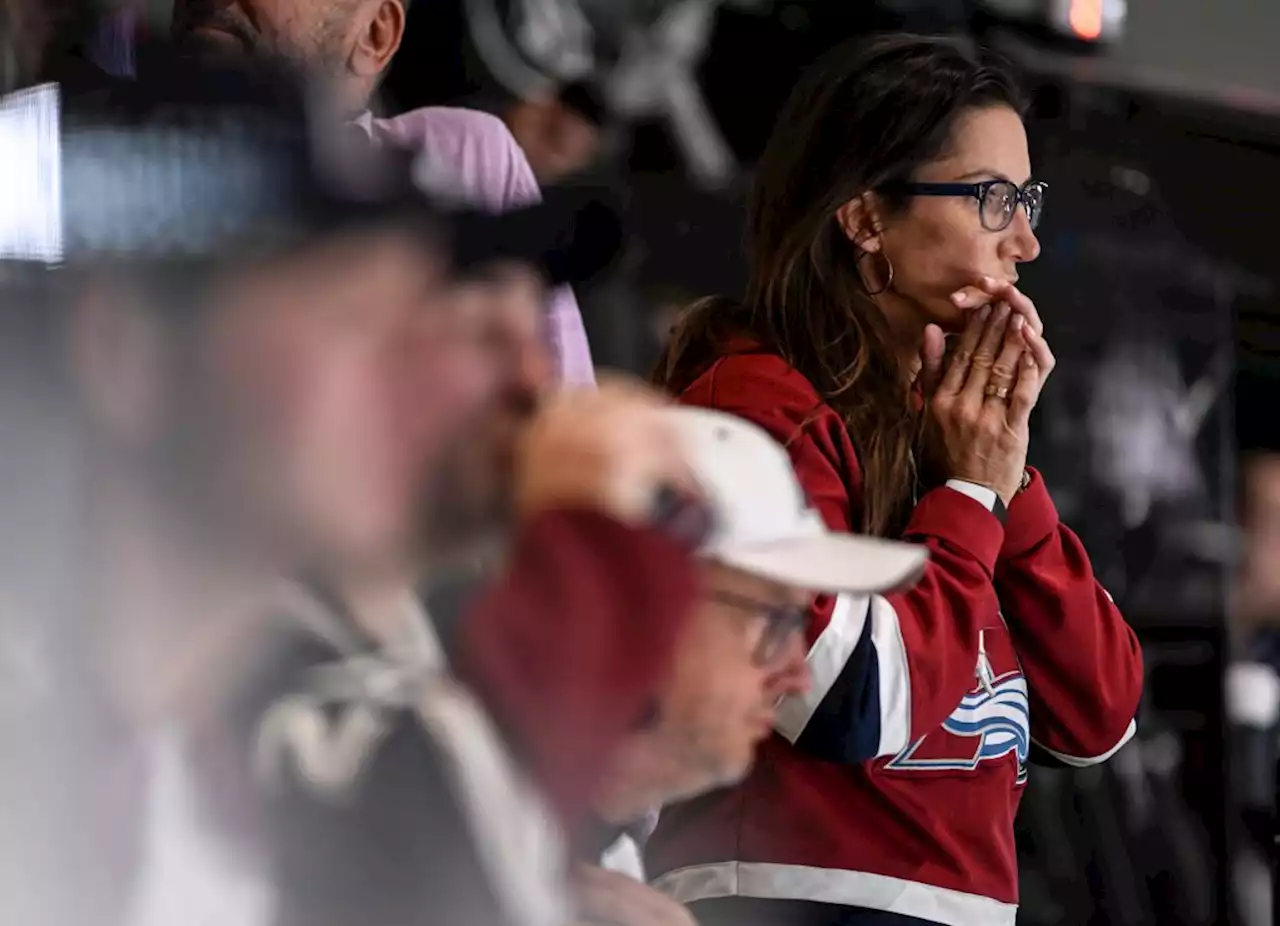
(361, 108, 596, 387)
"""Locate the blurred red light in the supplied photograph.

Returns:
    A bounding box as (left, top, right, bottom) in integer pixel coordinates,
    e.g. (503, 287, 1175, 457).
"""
(1069, 0, 1104, 40)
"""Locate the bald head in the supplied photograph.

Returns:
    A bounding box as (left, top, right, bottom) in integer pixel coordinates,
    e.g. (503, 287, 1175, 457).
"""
(172, 0, 406, 110)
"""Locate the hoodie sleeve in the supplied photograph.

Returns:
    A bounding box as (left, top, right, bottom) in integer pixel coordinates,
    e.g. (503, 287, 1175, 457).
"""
(993, 469, 1143, 765)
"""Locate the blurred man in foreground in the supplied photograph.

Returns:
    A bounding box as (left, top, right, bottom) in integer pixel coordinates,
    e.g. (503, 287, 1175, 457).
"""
(0, 52, 689, 926)
(0, 54, 501, 923)
(170, 0, 597, 385)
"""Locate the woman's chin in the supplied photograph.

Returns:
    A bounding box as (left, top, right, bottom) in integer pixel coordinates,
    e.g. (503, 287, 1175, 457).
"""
(881, 291, 971, 338)
(927, 301, 974, 334)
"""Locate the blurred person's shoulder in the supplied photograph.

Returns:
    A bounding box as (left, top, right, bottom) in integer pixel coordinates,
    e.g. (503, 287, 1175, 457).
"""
(367, 106, 538, 212)
(257, 678, 514, 926)
(245, 584, 567, 926)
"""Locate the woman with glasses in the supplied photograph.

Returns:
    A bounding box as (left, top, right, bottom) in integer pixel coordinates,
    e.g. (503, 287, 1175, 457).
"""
(643, 34, 1142, 926)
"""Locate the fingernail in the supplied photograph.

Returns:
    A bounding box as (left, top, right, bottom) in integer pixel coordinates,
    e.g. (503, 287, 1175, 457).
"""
(980, 305, 992, 320)
(1011, 314, 1024, 331)
(1023, 326, 1037, 340)
(996, 302, 1011, 318)
(951, 291, 968, 305)
(983, 275, 999, 287)
(1024, 353, 1036, 367)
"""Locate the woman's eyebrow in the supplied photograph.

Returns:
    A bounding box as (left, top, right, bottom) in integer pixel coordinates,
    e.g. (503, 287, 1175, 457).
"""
(953, 168, 1033, 185)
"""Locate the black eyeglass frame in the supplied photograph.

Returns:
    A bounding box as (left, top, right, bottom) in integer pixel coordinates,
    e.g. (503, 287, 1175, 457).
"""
(885, 179, 1047, 232)
(709, 589, 808, 666)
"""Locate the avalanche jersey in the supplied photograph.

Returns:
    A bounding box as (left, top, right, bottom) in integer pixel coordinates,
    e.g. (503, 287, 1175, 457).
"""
(884, 627, 1029, 785)
(646, 347, 1143, 926)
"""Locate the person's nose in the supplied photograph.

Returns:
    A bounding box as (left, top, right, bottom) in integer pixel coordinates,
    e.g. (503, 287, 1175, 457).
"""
(517, 336, 556, 397)
(396, 316, 499, 445)
(764, 631, 811, 701)
(500, 283, 556, 396)
(1002, 206, 1041, 265)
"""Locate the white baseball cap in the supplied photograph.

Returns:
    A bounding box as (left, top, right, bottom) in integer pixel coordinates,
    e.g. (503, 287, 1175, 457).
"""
(666, 407, 928, 595)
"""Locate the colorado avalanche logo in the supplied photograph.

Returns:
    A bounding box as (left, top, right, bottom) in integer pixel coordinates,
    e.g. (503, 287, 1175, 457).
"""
(884, 672, 1031, 784)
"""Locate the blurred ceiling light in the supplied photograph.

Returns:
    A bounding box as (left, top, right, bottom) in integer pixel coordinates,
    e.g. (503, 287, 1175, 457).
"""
(977, 0, 1126, 44)
(1049, 0, 1125, 42)
(1067, 0, 1102, 40)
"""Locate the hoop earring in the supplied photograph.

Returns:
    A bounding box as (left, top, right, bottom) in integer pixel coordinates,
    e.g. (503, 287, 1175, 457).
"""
(863, 251, 895, 296)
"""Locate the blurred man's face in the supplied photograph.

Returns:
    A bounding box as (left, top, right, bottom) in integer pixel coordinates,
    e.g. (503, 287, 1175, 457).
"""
(506, 97, 601, 186)
(181, 228, 497, 570)
(419, 261, 555, 553)
(172, 0, 353, 71)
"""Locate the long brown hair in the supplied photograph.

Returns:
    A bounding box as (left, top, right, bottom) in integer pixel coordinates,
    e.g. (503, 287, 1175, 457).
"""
(655, 35, 1025, 536)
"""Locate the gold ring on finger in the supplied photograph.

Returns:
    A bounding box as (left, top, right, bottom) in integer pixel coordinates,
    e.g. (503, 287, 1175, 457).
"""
(984, 383, 1010, 401)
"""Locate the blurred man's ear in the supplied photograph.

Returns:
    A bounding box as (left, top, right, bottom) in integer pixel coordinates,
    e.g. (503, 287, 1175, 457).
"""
(349, 0, 405, 80)
(68, 282, 169, 448)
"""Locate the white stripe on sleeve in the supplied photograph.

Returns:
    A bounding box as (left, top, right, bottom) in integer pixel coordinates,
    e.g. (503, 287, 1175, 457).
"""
(772, 593, 912, 758)
(1033, 717, 1137, 767)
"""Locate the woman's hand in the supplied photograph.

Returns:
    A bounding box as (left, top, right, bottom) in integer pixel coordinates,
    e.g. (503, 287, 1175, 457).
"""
(920, 279, 1050, 397)
(923, 300, 1054, 505)
(950, 276, 1044, 337)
